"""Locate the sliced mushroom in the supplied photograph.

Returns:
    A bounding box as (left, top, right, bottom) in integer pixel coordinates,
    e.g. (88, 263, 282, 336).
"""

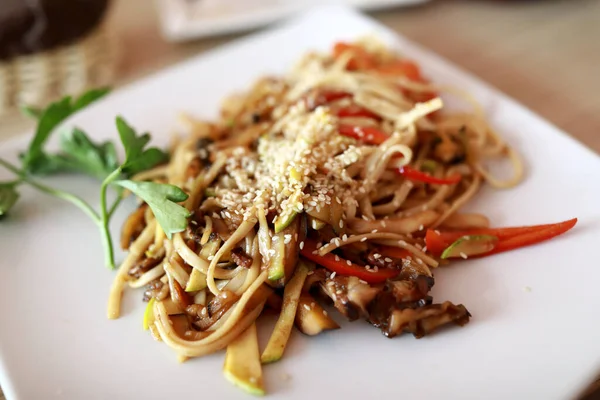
(384, 301, 470, 338)
(319, 276, 383, 321)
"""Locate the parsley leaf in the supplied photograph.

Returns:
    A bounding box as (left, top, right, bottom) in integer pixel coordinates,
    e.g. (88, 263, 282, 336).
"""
(56, 128, 120, 180)
(115, 116, 168, 176)
(20, 105, 42, 120)
(0, 183, 20, 218)
(21, 88, 110, 174)
(71, 88, 110, 112)
(113, 180, 190, 238)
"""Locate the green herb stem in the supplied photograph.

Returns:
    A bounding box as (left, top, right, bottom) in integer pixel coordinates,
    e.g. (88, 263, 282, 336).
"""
(0, 157, 100, 223)
(99, 168, 122, 269)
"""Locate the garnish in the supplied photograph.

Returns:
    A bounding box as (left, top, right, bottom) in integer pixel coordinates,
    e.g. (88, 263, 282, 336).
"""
(0, 89, 187, 268)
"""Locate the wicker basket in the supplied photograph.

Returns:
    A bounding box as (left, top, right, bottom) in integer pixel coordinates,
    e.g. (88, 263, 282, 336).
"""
(0, 20, 117, 116)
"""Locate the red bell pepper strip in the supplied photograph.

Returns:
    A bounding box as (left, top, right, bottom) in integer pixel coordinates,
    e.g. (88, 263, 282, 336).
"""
(425, 218, 578, 258)
(333, 42, 377, 71)
(300, 240, 399, 284)
(377, 246, 412, 259)
(375, 60, 422, 81)
(398, 166, 461, 185)
(306, 90, 352, 110)
(338, 124, 389, 145)
(336, 105, 380, 120)
(425, 230, 451, 256)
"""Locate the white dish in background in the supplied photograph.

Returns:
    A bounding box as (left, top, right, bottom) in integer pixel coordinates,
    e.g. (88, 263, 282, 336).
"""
(155, 0, 430, 41)
(1, 5, 600, 400)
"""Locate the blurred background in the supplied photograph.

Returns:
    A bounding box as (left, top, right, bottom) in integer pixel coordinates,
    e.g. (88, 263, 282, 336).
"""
(0, 0, 598, 154)
(0, 0, 598, 397)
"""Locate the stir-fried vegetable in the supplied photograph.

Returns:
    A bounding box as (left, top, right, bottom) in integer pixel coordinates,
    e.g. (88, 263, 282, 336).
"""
(440, 235, 498, 259)
(223, 323, 265, 396)
(295, 292, 340, 336)
(142, 297, 156, 330)
(397, 166, 461, 185)
(338, 124, 389, 145)
(336, 105, 380, 119)
(261, 262, 310, 363)
(426, 218, 577, 259)
(333, 42, 377, 70)
(300, 240, 399, 284)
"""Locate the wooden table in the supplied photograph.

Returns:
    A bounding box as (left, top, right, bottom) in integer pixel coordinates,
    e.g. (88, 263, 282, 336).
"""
(1, 0, 599, 399)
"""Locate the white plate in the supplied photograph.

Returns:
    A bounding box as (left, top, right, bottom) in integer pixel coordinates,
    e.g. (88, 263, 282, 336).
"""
(155, 0, 430, 41)
(1, 5, 600, 400)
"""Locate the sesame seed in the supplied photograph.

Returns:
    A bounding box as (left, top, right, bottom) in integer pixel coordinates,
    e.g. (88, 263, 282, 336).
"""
(373, 253, 381, 259)
(418, 224, 424, 231)
(422, 246, 427, 252)
(346, 260, 352, 266)
(334, 255, 340, 262)
(416, 258, 423, 264)
(384, 257, 393, 263)
(330, 272, 337, 279)
(398, 240, 407, 246)
(434, 230, 441, 235)
(342, 234, 348, 241)
(371, 229, 378, 233)
(381, 220, 387, 228)
(207, 255, 214, 261)
(303, 304, 311, 311)
(460, 252, 468, 259)
(373, 266, 379, 272)
(323, 310, 328, 316)
(299, 241, 305, 250)
(360, 237, 367, 242)
(339, 220, 344, 228)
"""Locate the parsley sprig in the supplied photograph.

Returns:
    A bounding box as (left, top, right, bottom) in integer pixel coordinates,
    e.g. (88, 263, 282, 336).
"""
(0, 89, 191, 268)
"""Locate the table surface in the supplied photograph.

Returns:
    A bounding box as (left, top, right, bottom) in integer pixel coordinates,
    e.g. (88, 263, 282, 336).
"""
(1, 0, 599, 399)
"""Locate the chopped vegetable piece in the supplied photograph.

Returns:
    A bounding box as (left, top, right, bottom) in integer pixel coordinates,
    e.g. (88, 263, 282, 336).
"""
(143, 297, 155, 330)
(295, 293, 340, 336)
(378, 246, 412, 260)
(441, 235, 499, 259)
(332, 42, 377, 70)
(261, 262, 310, 363)
(397, 166, 461, 185)
(336, 105, 380, 119)
(223, 323, 265, 396)
(425, 229, 452, 256)
(420, 159, 438, 173)
(339, 124, 389, 145)
(306, 90, 352, 110)
(487, 219, 577, 256)
(300, 240, 399, 284)
(426, 218, 577, 258)
(274, 211, 297, 233)
(268, 217, 300, 284)
(375, 60, 422, 81)
(185, 269, 207, 292)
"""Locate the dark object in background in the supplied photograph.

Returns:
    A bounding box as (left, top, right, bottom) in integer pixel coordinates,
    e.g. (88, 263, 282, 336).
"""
(0, 0, 110, 61)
